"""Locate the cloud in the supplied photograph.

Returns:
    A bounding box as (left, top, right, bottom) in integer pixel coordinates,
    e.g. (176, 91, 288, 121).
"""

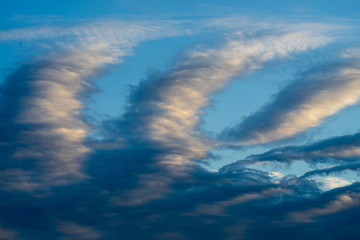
(0, 20, 184, 191)
(221, 130, 360, 194)
(1, 16, 360, 240)
(193, 187, 290, 216)
(0, 48, 113, 191)
(225, 132, 360, 171)
(155, 232, 187, 240)
(0, 227, 19, 240)
(102, 26, 332, 206)
(301, 162, 360, 179)
(56, 221, 102, 240)
(0, 20, 183, 47)
(115, 26, 333, 163)
(287, 192, 360, 223)
(221, 59, 360, 145)
(318, 176, 354, 190)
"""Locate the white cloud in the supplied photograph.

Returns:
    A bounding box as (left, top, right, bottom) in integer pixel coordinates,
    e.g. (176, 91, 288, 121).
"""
(341, 47, 360, 58)
(125, 28, 332, 165)
(222, 60, 360, 145)
(0, 20, 184, 48)
(316, 176, 354, 190)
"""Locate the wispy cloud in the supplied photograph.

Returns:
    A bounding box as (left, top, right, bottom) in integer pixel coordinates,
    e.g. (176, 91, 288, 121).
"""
(221, 58, 360, 145)
(229, 132, 360, 168)
(0, 20, 183, 46)
(302, 163, 360, 178)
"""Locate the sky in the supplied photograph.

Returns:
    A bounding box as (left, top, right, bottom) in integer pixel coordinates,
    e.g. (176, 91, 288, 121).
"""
(1, 0, 360, 239)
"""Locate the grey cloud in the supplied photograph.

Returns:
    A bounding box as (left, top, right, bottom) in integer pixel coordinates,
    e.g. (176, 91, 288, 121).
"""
(221, 131, 360, 193)
(0, 158, 358, 240)
(226, 132, 360, 169)
(0, 227, 19, 240)
(287, 191, 360, 223)
(302, 162, 360, 178)
(56, 221, 102, 240)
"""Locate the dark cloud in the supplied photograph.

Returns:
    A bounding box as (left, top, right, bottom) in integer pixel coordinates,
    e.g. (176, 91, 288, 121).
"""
(302, 162, 360, 178)
(1, 165, 357, 240)
(226, 132, 360, 168)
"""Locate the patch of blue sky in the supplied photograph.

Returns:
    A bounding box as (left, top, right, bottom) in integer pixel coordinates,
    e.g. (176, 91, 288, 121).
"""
(0, 44, 20, 83)
(251, 160, 360, 191)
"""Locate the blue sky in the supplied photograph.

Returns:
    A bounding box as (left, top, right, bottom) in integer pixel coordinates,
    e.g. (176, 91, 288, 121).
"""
(1, 1, 360, 239)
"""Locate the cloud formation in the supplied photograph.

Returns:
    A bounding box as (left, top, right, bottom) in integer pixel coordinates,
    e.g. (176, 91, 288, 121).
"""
(226, 131, 360, 170)
(221, 59, 360, 145)
(116, 27, 333, 164)
(102, 26, 332, 205)
(0, 16, 360, 240)
(0, 20, 183, 191)
(287, 192, 360, 223)
(56, 221, 102, 240)
(0, 48, 113, 191)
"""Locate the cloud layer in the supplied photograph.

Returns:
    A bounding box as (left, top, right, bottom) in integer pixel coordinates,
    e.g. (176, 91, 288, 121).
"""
(0, 16, 360, 240)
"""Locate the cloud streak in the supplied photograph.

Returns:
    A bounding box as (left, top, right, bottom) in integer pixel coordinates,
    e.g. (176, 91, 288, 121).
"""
(228, 132, 360, 168)
(221, 59, 360, 145)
